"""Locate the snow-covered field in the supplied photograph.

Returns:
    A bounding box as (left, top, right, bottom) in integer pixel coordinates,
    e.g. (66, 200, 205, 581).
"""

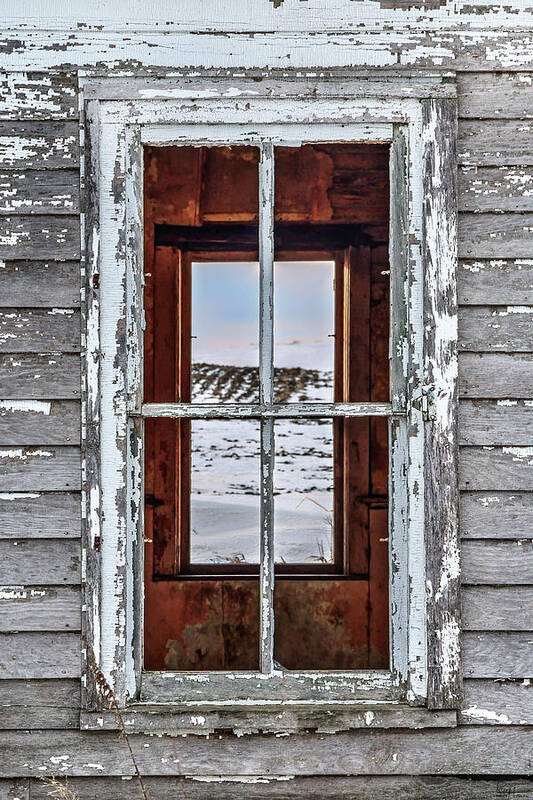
(190, 363, 334, 565)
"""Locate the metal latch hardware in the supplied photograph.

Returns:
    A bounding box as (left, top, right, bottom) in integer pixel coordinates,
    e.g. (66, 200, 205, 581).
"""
(412, 385, 436, 421)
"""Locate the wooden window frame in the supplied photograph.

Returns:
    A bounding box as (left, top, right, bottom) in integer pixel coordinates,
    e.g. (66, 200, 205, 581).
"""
(80, 73, 460, 729)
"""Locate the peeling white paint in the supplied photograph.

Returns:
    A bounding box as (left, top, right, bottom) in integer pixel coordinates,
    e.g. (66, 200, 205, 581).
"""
(0, 399, 51, 414)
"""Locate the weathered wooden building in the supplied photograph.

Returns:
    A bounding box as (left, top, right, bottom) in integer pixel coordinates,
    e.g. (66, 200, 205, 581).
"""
(0, 2, 532, 798)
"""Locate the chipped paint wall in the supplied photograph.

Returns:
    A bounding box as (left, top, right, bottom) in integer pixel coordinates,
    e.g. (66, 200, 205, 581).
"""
(0, 2, 532, 797)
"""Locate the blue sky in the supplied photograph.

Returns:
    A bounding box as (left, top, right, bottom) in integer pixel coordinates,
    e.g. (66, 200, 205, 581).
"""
(191, 260, 335, 371)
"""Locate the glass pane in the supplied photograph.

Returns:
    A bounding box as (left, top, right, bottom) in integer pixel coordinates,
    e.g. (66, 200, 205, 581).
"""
(274, 418, 334, 564)
(190, 419, 260, 565)
(274, 261, 335, 403)
(191, 261, 259, 403)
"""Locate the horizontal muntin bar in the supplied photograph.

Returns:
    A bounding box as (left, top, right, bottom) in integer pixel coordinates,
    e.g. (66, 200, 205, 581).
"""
(141, 402, 395, 419)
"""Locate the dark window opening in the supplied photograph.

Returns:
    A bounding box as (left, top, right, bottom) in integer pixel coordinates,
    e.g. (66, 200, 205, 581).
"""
(144, 142, 390, 671)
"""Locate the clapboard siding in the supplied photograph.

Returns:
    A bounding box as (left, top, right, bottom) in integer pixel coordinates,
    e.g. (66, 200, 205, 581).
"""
(0, 586, 80, 632)
(459, 353, 533, 398)
(460, 492, 533, 539)
(462, 587, 533, 630)
(458, 120, 533, 166)
(459, 168, 533, 212)
(0, 171, 79, 215)
(0, 216, 80, 260)
(462, 632, 533, 678)
(0, 540, 80, 584)
(459, 401, 533, 446)
(0, 309, 80, 353)
(0, 678, 80, 707)
(0, 447, 80, 491)
(0, 121, 78, 169)
(462, 540, 533, 582)
(459, 213, 533, 259)
(0, 262, 80, 307)
(458, 260, 533, 305)
(0, 706, 78, 730)
(0, 401, 79, 445)
(461, 679, 533, 725)
(458, 73, 533, 119)
(459, 448, 533, 491)
(0, 632, 80, 678)
(0, 73, 77, 121)
(0, 354, 80, 398)
(0, 493, 80, 538)
(1, 727, 533, 776)
(459, 306, 533, 352)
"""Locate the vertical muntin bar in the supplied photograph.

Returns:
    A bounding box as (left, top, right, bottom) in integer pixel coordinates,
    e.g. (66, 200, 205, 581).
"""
(259, 142, 275, 674)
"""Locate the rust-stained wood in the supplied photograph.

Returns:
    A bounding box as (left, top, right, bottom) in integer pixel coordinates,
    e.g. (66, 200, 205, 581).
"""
(461, 679, 533, 726)
(460, 492, 533, 539)
(0, 309, 79, 353)
(462, 632, 533, 678)
(3, 727, 533, 776)
(461, 540, 533, 583)
(422, 97, 460, 709)
(459, 400, 533, 446)
(462, 587, 533, 631)
(460, 353, 533, 398)
(0, 261, 80, 308)
(0, 586, 80, 632)
(458, 213, 533, 259)
(0, 633, 80, 679)
(0, 170, 79, 215)
(0, 493, 80, 538)
(0, 447, 80, 492)
(0, 400, 79, 446)
(458, 120, 533, 166)
(459, 306, 533, 352)
(0, 120, 79, 169)
(0, 354, 80, 398)
(460, 447, 533, 491)
(0, 216, 80, 260)
(25, 775, 533, 800)
(0, 540, 80, 585)
(458, 259, 533, 305)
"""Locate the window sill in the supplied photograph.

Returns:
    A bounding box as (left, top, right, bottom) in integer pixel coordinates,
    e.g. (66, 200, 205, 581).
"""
(80, 703, 457, 735)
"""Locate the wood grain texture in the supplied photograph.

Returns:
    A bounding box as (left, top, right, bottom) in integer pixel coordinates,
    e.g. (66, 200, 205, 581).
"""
(0, 261, 80, 308)
(0, 309, 80, 353)
(0, 400, 79, 445)
(26, 776, 533, 800)
(460, 353, 533, 398)
(459, 306, 533, 352)
(0, 586, 80, 632)
(459, 168, 533, 213)
(0, 354, 80, 398)
(461, 679, 533, 725)
(0, 121, 78, 169)
(460, 492, 533, 539)
(0, 540, 80, 585)
(458, 259, 533, 305)
(459, 213, 533, 259)
(2, 727, 533, 776)
(458, 120, 533, 166)
(0, 73, 77, 121)
(0, 706, 78, 730)
(460, 448, 533, 491)
(0, 170, 79, 214)
(462, 540, 533, 583)
(462, 632, 533, 678)
(0, 493, 80, 538)
(0, 780, 28, 800)
(0, 216, 80, 260)
(0, 678, 79, 707)
(422, 97, 460, 710)
(0, 447, 80, 491)
(459, 400, 533, 445)
(0, 632, 80, 678)
(458, 73, 533, 120)
(462, 587, 533, 630)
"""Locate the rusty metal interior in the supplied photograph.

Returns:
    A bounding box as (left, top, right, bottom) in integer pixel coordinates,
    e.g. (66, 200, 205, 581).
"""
(143, 143, 391, 671)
